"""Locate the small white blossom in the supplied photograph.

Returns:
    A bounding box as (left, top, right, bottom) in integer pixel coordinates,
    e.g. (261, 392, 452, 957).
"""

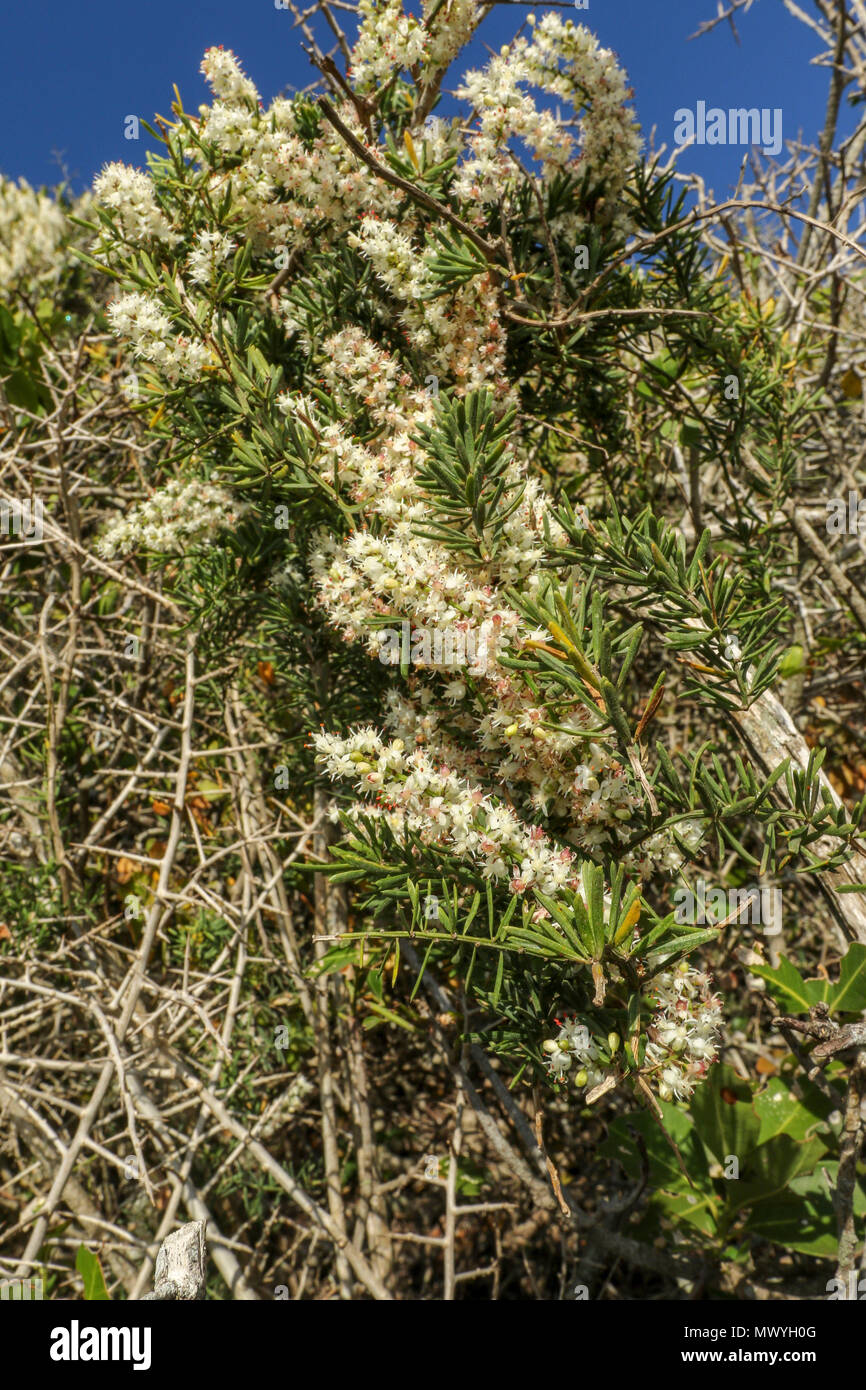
(93, 164, 178, 246)
(97, 478, 245, 558)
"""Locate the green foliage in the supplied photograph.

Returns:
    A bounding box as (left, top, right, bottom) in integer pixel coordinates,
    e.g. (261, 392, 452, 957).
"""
(752, 943, 866, 1016)
(75, 1245, 111, 1300)
(601, 1063, 852, 1258)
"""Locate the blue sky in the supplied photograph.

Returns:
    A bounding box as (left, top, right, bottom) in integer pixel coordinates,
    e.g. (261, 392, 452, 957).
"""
(0, 0, 838, 196)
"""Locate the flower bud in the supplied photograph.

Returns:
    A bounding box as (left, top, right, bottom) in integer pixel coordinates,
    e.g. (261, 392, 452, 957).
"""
(575, 1069, 588, 1088)
(607, 1032, 620, 1054)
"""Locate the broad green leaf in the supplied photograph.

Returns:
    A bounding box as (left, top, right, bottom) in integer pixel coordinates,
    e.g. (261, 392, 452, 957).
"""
(747, 1163, 866, 1257)
(752, 1076, 832, 1145)
(776, 644, 806, 678)
(826, 942, 866, 1013)
(734, 1134, 827, 1208)
(749, 956, 823, 1013)
(600, 1101, 709, 1192)
(744, 1194, 837, 1257)
(0, 303, 22, 360)
(688, 1064, 760, 1165)
(4, 368, 41, 412)
(755, 944, 866, 1014)
(653, 1186, 718, 1237)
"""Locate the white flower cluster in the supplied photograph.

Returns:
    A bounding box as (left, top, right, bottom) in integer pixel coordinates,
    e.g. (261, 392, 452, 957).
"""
(542, 1018, 611, 1088)
(200, 46, 260, 104)
(96, 477, 243, 558)
(0, 177, 67, 290)
(349, 0, 428, 89)
(292, 326, 653, 859)
(106, 293, 215, 382)
(97, 19, 640, 390)
(421, 0, 481, 77)
(524, 14, 641, 184)
(542, 962, 721, 1102)
(314, 724, 581, 898)
(93, 164, 177, 248)
(91, 29, 686, 901)
(628, 815, 705, 879)
(454, 15, 640, 219)
(645, 961, 722, 1102)
(347, 217, 507, 395)
(186, 228, 236, 287)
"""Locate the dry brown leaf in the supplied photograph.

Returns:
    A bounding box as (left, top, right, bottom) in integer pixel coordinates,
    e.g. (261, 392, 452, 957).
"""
(116, 857, 138, 884)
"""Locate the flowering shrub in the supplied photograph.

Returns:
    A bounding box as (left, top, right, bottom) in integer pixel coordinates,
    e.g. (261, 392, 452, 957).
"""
(3, 0, 866, 1302)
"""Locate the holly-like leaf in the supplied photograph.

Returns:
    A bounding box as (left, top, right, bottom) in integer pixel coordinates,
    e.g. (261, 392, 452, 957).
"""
(752, 1076, 832, 1145)
(826, 942, 866, 1013)
(747, 1162, 866, 1258)
(749, 956, 823, 1013)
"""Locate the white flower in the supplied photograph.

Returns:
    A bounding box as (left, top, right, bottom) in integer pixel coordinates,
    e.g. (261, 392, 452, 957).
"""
(93, 164, 177, 246)
(187, 228, 236, 286)
(97, 479, 244, 558)
(201, 46, 260, 104)
(0, 177, 67, 289)
(106, 292, 215, 383)
(350, 0, 428, 90)
(542, 1017, 611, 1089)
(645, 964, 722, 1103)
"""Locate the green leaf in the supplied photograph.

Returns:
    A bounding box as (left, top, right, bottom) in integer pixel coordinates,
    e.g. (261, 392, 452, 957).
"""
(642, 926, 720, 961)
(752, 1076, 832, 1145)
(688, 1064, 760, 1165)
(582, 863, 606, 958)
(4, 368, 41, 412)
(753, 944, 866, 1015)
(776, 644, 806, 678)
(746, 1162, 866, 1257)
(735, 1134, 827, 1207)
(0, 303, 22, 360)
(75, 1244, 110, 1300)
(653, 1186, 718, 1236)
(744, 1194, 836, 1257)
(826, 942, 866, 1013)
(362, 1001, 417, 1032)
(600, 1101, 709, 1193)
(749, 956, 822, 1013)
(308, 944, 362, 976)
